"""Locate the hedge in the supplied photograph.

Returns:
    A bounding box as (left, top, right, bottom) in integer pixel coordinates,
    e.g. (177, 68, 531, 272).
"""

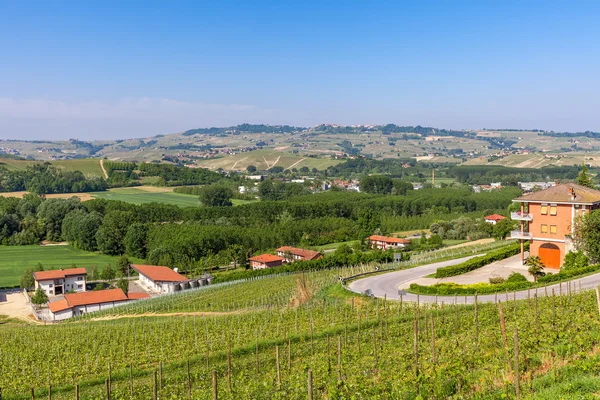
(434, 242, 526, 278)
(409, 280, 532, 296)
(537, 263, 600, 283)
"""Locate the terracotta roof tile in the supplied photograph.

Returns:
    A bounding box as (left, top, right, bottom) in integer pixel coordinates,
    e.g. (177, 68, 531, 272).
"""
(484, 214, 506, 221)
(131, 265, 187, 282)
(276, 246, 322, 260)
(127, 292, 151, 300)
(47, 299, 70, 313)
(514, 183, 600, 203)
(249, 254, 285, 263)
(34, 267, 87, 281)
(64, 288, 128, 307)
(368, 235, 410, 244)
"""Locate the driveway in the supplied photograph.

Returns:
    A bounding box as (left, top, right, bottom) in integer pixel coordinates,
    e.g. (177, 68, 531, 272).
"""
(347, 255, 600, 304)
(0, 291, 37, 322)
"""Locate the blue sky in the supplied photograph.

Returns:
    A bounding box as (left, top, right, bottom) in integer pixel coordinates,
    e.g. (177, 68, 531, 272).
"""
(1, 1, 599, 140)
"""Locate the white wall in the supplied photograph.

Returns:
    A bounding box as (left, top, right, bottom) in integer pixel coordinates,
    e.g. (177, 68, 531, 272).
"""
(51, 309, 73, 321)
(64, 275, 86, 292)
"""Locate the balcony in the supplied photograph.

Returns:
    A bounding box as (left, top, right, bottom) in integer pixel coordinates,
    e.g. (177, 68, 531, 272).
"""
(511, 230, 532, 240)
(511, 211, 533, 221)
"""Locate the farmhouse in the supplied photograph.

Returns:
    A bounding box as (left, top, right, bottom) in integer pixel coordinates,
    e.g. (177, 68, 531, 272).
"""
(511, 183, 600, 268)
(131, 264, 189, 294)
(47, 288, 149, 321)
(249, 254, 285, 270)
(276, 246, 323, 262)
(33, 267, 87, 296)
(368, 235, 410, 250)
(484, 214, 505, 225)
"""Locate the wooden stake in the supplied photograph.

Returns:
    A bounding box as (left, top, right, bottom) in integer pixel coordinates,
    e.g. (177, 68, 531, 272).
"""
(326, 335, 331, 372)
(255, 341, 259, 374)
(47, 385, 51, 400)
(337, 336, 342, 381)
(595, 287, 600, 316)
(288, 338, 291, 370)
(413, 319, 419, 377)
(159, 362, 163, 390)
(105, 379, 110, 400)
(227, 343, 232, 392)
(276, 345, 281, 390)
(212, 370, 218, 400)
(498, 302, 511, 371)
(430, 314, 436, 365)
(31, 387, 35, 400)
(474, 293, 479, 345)
(308, 369, 313, 400)
(373, 327, 378, 366)
(129, 364, 133, 397)
(153, 371, 157, 400)
(514, 327, 520, 399)
(187, 360, 192, 399)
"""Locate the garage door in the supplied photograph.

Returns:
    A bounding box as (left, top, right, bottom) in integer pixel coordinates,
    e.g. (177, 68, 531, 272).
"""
(539, 243, 561, 269)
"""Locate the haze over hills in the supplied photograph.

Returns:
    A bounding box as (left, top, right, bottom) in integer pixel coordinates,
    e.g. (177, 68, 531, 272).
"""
(3, 124, 600, 170)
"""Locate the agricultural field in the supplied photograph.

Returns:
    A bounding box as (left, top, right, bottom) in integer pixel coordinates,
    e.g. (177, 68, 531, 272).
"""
(0, 158, 104, 177)
(195, 149, 342, 171)
(0, 245, 138, 288)
(1, 262, 599, 399)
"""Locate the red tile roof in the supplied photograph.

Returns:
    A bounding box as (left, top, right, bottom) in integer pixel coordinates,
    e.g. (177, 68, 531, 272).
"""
(514, 183, 600, 203)
(249, 254, 285, 263)
(131, 265, 187, 282)
(484, 214, 506, 221)
(276, 246, 322, 260)
(48, 288, 149, 314)
(34, 267, 87, 281)
(127, 292, 151, 300)
(368, 235, 410, 244)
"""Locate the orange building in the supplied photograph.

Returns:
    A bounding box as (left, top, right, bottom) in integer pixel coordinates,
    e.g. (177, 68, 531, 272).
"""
(249, 254, 285, 270)
(511, 183, 600, 269)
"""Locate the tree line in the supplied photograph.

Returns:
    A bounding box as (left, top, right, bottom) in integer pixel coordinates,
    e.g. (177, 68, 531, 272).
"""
(0, 163, 107, 194)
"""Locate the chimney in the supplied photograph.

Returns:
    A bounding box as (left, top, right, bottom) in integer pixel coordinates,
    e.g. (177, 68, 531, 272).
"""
(569, 187, 575, 201)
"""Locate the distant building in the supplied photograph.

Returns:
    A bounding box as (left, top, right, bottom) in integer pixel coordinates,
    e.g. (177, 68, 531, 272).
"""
(276, 246, 323, 262)
(34, 267, 87, 296)
(249, 254, 285, 270)
(368, 235, 410, 250)
(484, 214, 506, 225)
(48, 288, 149, 321)
(518, 182, 556, 193)
(131, 264, 189, 294)
(247, 175, 265, 181)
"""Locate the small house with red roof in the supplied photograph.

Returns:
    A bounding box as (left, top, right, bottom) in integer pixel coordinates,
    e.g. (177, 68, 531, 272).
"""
(484, 214, 506, 225)
(47, 288, 150, 321)
(368, 235, 410, 250)
(131, 264, 188, 294)
(33, 267, 87, 296)
(276, 246, 323, 262)
(249, 254, 285, 270)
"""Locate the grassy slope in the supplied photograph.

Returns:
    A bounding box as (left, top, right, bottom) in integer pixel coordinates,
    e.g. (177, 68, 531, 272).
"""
(195, 149, 341, 171)
(0, 158, 104, 177)
(91, 188, 257, 207)
(0, 245, 138, 287)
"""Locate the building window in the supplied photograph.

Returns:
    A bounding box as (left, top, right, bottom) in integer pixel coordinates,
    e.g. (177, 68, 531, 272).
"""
(541, 224, 548, 233)
(550, 206, 557, 216)
(78, 277, 83, 281)
(550, 225, 557, 234)
(77, 284, 83, 289)
(541, 205, 548, 215)
(49, 284, 53, 288)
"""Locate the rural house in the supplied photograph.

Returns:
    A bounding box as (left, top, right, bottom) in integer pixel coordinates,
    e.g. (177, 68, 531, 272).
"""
(131, 264, 190, 294)
(276, 246, 323, 262)
(511, 183, 600, 268)
(47, 288, 149, 321)
(368, 235, 410, 250)
(484, 214, 506, 224)
(34, 267, 87, 296)
(249, 254, 285, 270)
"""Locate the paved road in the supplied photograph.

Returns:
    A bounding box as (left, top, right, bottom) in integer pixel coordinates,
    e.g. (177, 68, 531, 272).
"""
(348, 256, 600, 304)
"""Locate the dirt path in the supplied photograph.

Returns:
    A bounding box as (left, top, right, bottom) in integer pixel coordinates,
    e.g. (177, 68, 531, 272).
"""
(231, 156, 248, 170)
(263, 156, 271, 169)
(0, 292, 41, 324)
(90, 310, 245, 321)
(270, 155, 281, 168)
(287, 158, 306, 170)
(99, 159, 108, 179)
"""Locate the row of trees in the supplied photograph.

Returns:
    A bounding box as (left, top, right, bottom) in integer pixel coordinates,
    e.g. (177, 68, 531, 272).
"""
(0, 163, 107, 194)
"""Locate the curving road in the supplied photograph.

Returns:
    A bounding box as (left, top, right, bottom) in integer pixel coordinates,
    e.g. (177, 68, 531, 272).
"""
(347, 256, 600, 304)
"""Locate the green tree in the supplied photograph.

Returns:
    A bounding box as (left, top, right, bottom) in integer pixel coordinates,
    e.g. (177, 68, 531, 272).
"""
(116, 277, 129, 295)
(101, 264, 116, 281)
(30, 287, 49, 306)
(95, 211, 134, 255)
(492, 218, 516, 240)
(20, 268, 35, 289)
(576, 164, 594, 188)
(116, 255, 130, 277)
(360, 175, 393, 194)
(525, 255, 546, 281)
(574, 210, 600, 262)
(125, 223, 147, 259)
(246, 165, 257, 173)
(199, 184, 234, 207)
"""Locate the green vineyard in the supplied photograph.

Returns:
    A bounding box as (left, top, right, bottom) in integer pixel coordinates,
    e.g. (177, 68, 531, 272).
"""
(2, 263, 600, 399)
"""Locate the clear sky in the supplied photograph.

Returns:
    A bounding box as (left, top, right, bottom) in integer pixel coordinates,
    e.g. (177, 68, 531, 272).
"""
(1, 1, 599, 140)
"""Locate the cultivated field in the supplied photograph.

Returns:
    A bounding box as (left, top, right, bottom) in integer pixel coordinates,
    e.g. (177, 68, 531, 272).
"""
(195, 149, 342, 171)
(0, 158, 104, 177)
(0, 245, 135, 288)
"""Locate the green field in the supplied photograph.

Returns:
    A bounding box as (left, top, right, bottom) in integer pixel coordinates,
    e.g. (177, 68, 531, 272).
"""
(0, 158, 104, 177)
(91, 188, 257, 207)
(0, 245, 136, 288)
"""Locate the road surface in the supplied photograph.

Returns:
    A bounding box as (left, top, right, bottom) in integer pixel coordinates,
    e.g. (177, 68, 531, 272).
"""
(348, 256, 600, 304)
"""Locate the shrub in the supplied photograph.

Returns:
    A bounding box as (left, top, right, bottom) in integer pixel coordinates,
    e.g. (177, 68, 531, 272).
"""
(434, 242, 525, 278)
(409, 280, 532, 295)
(538, 263, 600, 284)
(562, 251, 589, 270)
(506, 272, 528, 283)
(488, 276, 505, 284)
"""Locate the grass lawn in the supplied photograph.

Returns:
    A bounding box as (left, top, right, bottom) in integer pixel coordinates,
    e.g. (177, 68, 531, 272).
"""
(0, 245, 141, 288)
(313, 240, 360, 251)
(443, 239, 469, 246)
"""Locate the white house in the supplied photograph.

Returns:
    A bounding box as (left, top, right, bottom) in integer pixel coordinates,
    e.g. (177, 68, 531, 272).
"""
(132, 264, 188, 294)
(484, 214, 506, 225)
(48, 288, 149, 321)
(34, 267, 87, 296)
